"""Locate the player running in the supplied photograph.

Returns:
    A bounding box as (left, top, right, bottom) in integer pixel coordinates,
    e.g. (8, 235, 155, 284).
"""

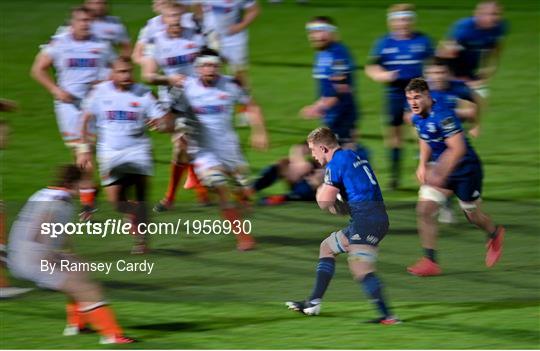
(301, 16, 365, 156)
(172, 48, 268, 251)
(365, 3, 433, 189)
(199, 0, 260, 87)
(405, 78, 505, 276)
(140, 1, 207, 211)
(286, 127, 399, 325)
(437, 0, 507, 96)
(31, 6, 114, 220)
(132, 0, 199, 65)
(52, 0, 132, 57)
(7, 165, 135, 344)
(78, 57, 173, 254)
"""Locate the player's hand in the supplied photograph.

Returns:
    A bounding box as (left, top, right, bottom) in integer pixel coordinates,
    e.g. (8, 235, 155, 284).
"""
(300, 105, 322, 119)
(469, 125, 481, 138)
(251, 131, 269, 151)
(77, 152, 93, 170)
(416, 165, 427, 184)
(52, 88, 73, 103)
(167, 74, 185, 87)
(384, 70, 399, 82)
(425, 169, 446, 188)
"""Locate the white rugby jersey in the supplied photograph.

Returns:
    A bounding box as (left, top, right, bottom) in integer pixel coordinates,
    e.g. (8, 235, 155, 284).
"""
(53, 16, 129, 46)
(84, 81, 167, 150)
(183, 75, 249, 150)
(42, 32, 113, 99)
(151, 30, 202, 77)
(137, 13, 198, 44)
(200, 0, 256, 46)
(91, 15, 130, 45)
(8, 188, 73, 250)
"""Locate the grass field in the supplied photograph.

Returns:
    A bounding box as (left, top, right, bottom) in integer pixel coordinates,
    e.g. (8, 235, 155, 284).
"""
(1, 0, 539, 349)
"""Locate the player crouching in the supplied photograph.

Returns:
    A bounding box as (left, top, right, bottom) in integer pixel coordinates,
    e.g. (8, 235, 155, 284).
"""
(78, 57, 174, 254)
(7, 165, 135, 344)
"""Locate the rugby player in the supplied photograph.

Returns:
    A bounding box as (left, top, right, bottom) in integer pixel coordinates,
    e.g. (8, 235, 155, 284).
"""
(7, 165, 135, 344)
(405, 78, 505, 276)
(132, 0, 199, 65)
(172, 48, 268, 251)
(424, 58, 483, 224)
(140, 1, 207, 211)
(286, 127, 399, 325)
(52, 0, 132, 57)
(251, 143, 323, 205)
(198, 0, 259, 87)
(302, 16, 366, 156)
(31, 6, 114, 221)
(78, 57, 174, 254)
(437, 0, 507, 96)
(365, 3, 433, 189)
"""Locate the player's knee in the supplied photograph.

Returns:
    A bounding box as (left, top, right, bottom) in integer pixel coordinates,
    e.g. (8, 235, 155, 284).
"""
(321, 231, 347, 256)
(199, 168, 228, 188)
(418, 185, 446, 217)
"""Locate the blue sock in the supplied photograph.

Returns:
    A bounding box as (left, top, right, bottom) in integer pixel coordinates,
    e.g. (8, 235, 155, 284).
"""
(253, 164, 279, 191)
(390, 148, 401, 180)
(361, 272, 390, 318)
(308, 257, 335, 303)
(423, 248, 437, 262)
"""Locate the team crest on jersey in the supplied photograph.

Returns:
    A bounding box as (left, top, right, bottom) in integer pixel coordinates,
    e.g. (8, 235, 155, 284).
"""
(218, 93, 229, 100)
(130, 102, 141, 107)
(91, 48, 102, 54)
(185, 43, 197, 49)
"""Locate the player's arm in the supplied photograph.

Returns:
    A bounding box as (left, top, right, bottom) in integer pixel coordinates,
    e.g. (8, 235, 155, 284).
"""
(316, 183, 339, 211)
(141, 57, 184, 87)
(228, 2, 260, 35)
(246, 99, 269, 150)
(364, 63, 398, 83)
(300, 96, 339, 119)
(131, 40, 146, 65)
(478, 43, 503, 81)
(429, 132, 466, 188)
(118, 41, 133, 58)
(77, 111, 96, 170)
(30, 52, 73, 103)
(416, 138, 432, 184)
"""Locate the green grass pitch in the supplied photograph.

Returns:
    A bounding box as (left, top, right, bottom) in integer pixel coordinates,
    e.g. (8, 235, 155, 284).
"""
(1, 0, 539, 348)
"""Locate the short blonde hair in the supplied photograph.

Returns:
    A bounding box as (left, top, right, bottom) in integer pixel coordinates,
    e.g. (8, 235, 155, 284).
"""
(388, 3, 415, 14)
(307, 127, 339, 148)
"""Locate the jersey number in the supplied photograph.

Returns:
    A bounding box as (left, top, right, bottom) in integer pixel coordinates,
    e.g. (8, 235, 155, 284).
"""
(363, 165, 377, 185)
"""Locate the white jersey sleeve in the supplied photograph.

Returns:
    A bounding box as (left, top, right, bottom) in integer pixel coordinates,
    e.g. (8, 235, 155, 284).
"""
(143, 89, 168, 120)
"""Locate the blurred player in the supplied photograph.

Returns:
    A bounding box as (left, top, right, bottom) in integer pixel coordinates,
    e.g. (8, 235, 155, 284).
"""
(425, 58, 482, 135)
(53, 0, 132, 57)
(251, 143, 323, 205)
(199, 0, 259, 87)
(302, 16, 367, 157)
(140, 1, 206, 211)
(286, 127, 399, 324)
(31, 6, 114, 220)
(365, 3, 433, 189)
(78, 57, 173, 254)
(423, 58, 483, 224)
(0, 100, 33, 298)
(437, 1, 507, 96)
(132, 0, 199, 65)
(7, 165, 135, 344)
(405, 78, 505, 276)
(175, 48, 268, 251)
